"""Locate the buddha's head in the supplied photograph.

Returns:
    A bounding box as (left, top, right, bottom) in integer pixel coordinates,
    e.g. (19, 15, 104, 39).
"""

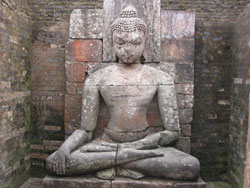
(111, 5, 147, 64)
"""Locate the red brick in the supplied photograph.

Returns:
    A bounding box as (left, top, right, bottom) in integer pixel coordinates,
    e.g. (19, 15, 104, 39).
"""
(65, 62, 87, 83)
(66, 82, 83, 95)
(65, 95, 82, 110)
(43, 140, 63, 151)
(66, 82, 77, 94)
(177, 84, 194, 95)
(64, 108, 81, 124)
(44, 125, 61, 132)
(30, 153, 48, 160)
(31, 144, 44, 151)
(66, 39, 102, 62)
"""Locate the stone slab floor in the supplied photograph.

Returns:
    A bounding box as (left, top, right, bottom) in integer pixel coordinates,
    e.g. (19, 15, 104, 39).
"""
(20, 178, 230, 188)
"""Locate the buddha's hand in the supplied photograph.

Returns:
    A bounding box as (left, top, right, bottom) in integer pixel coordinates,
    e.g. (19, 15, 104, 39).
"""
(119, 133, 162, 150)
(52, 148, 71, 175)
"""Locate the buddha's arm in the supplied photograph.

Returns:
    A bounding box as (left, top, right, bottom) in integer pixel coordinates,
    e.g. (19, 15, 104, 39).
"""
(58, 130, 88, 153)
(49, 80, 100, 175)
(157, 84, 179, 144)
(80, 83, 100, 137)
(59, 82, 100, 153)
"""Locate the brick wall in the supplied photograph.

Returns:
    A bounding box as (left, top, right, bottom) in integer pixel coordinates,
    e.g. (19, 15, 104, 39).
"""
(28, 0, 103, 177)
(28, 0, 250, 181)
(160, 0, 248, 181)
(0, 0, 32, 187)
(229, 4, 250, 188)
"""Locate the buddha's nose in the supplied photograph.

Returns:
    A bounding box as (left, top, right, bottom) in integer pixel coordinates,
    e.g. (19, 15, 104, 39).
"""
(124, 43, 131, 54)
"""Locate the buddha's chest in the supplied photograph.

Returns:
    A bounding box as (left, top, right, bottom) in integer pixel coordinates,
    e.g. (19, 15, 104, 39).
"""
(100, 78, 158, 107)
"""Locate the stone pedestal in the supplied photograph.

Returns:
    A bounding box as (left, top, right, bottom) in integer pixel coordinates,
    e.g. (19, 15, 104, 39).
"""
(43, 176, 206, 188)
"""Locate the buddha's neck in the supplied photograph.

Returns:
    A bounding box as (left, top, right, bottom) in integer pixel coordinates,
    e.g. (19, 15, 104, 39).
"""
(117, 62, 142, 72)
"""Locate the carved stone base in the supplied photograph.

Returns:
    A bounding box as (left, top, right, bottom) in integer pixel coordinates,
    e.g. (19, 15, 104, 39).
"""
(43, 176, 206, 188)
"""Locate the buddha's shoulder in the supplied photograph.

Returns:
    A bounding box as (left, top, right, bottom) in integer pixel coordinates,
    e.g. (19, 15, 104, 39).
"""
(84, 64, 117, 85)
(143, 65, 174, 85)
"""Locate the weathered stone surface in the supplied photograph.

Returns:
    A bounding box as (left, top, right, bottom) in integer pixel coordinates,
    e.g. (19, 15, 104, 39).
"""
(103, 0, 161, 62)
(179, 109, 193, 124)
(70, 9, 103, 39)
(65, 95, 82, 110)
(231, 5, 250, 187)
(65, 61, 88, 83)
(161, 11, 195, 39)
(161, 39, 194, 62)
(112, 178, 206, 188)
(148, 62, 176, 81)
(43, 176, 111, 188)
(64, 108, 81, 125)
(175, 137, 191, 154)
(64, 122, 80, 136)
(66, 82, 83, 95)
(0, 1, 31, 187)
(20, 178, 43, 188)
(66, 39, 102, 62)
(177, 84, 194, 95)
(175, 63, 194, 84)
(177, 94, 194, 109)
(180, 124, 192, 137)
(43, 176, 206, 188)
(244, 94, 250, 188)
(50, 5, 199, 182)
(88, 63, 115, 75)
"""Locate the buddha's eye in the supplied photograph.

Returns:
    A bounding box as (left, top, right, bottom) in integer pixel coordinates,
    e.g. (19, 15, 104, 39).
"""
(115, 38, 125, 45)
(131, 38, 142, 45)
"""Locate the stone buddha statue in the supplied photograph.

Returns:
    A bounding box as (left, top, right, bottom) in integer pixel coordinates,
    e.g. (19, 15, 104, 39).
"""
(46, 5, 200, 181)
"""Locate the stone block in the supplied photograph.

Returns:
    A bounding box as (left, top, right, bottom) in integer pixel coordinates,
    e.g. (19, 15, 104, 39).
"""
(175, 63, 194, 83)
(179, 109, 193, 124)
(66, 39, 102, 62)
(177, 84, 194, 95)
(175, 137, 191, 154)
(66, 82, 83, 95)
(177, 94, 194, 109)
(148, 62, 176, 81)
(64, 108, 81, 124)
(180, 124, 192, 137)
(70, 9, 103, 39)
(65, 61, 87, 83)
(103, 0, 161, 62)
(43, 176, 206, 188)
(65, 95, 82, 110)
(161, 11, 195, 39)
(43, 176, 111, 188)
(161, 39, 194, 62)
(66, 82, 77, 95)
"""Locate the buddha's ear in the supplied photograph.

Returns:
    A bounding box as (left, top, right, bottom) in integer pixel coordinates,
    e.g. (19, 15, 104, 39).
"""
(140, 55, 146, 64)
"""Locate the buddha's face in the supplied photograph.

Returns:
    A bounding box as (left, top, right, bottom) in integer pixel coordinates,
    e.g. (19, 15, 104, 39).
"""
(113, 30, 145, 64)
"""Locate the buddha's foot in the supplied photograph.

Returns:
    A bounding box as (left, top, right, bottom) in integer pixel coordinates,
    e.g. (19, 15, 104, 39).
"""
(117, 148, 164, 164)
(95, 168, 116, 180)
(117, 167, 145, 180)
